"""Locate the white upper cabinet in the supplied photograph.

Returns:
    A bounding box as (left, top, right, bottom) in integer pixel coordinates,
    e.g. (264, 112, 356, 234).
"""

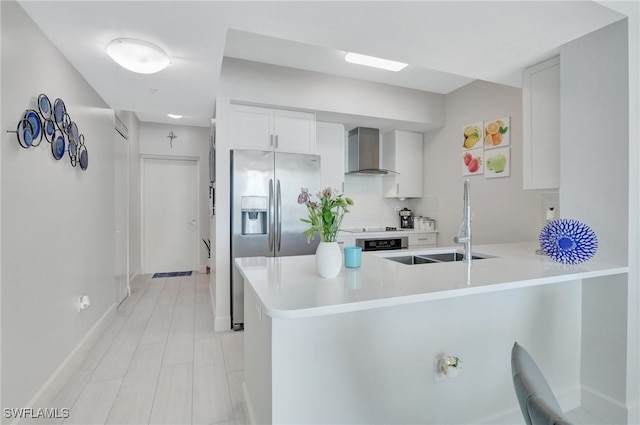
(230, 104, 316, 154)
(382, 130, 423, 199)
(316, 122, 345, 191)
(523, 56, 560, 190)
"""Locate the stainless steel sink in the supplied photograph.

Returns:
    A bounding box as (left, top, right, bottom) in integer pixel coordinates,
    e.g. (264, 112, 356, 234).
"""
(384, 251, 488, 265)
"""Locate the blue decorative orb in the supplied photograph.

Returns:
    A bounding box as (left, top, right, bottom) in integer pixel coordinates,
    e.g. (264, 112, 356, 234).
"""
(539, 219, 598, 264)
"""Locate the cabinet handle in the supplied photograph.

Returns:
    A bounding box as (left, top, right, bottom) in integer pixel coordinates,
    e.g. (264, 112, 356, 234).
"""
(397, 183, 400, 194)
(275, 135, 279, 148)
(270, 135, 274, 147)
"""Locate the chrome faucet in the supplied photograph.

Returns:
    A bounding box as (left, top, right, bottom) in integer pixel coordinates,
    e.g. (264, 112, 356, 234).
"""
(453, 179, 472, 263)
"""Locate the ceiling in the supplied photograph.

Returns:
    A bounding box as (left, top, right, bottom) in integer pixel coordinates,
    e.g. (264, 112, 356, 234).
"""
(18, 1, 625, 128)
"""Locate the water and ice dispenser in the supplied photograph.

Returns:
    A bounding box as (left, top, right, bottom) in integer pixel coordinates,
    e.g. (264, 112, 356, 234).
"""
(241, 196, 267, 235)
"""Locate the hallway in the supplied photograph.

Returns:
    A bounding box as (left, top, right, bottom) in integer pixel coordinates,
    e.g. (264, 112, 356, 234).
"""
(43, 273, 246, 425)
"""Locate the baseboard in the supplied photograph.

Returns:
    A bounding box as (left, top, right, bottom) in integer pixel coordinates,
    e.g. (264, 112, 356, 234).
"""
(627, 397, 639, 425)
(581, 384, 629, 424)
(129, 269, 140, 284)
(472, 405, 523, 425)
(557, 384, 582, 412)
(13, 303, 117, 425)
(214, 315, 231, 332)
(472, 385, 580, 424)
(242, 382, 256, 425)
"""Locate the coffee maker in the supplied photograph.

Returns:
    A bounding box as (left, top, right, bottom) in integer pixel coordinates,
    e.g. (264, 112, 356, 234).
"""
(399, 208, 414, 229)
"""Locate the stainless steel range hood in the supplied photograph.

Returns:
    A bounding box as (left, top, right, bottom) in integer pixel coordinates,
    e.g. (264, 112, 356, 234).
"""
(345, 127, 397, 175)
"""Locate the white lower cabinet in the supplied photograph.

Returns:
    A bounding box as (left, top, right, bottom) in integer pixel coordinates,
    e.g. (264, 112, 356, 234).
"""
(408, 232, 437, 248)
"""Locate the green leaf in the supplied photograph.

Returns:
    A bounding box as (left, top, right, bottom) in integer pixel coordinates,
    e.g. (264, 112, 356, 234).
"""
(499, 126, 509, 135)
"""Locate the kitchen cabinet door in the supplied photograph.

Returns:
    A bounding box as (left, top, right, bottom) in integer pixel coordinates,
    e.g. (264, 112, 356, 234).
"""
(273, 109, 316, 154)
(408, 232, 437, 248)
(316, 122, 345, 191)
(382, 130, 423, 198)
(523, 56, 560, 190)
(230, 104, 273, 150)
(229, 104, 316, 154)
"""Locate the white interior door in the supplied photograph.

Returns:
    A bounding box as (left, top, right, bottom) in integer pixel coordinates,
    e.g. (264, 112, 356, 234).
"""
(143, 157, 199, 273)
(114, 131, 129, 304)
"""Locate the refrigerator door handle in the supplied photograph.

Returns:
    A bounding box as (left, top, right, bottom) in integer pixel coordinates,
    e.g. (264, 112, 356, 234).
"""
(276, 179, 282, 252)
(268, 178, 275, 252)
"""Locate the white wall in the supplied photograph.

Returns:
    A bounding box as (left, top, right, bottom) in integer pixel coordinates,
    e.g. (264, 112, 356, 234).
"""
(414, 80, 543, 247)
(247, 281, 583, 424)
(340, 175, 414, 229)
(139, 122, 211, 271)
(1, 1, 116, 416)
(220, 57, 445, 131)
(560, 19, 634, 422)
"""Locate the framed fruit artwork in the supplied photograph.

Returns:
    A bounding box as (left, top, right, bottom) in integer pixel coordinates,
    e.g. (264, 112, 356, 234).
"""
(462, 147, 484, 176)
(462, 121, 483, 151)
(484, 147, 510, 178)
(484, 116, 510, 149)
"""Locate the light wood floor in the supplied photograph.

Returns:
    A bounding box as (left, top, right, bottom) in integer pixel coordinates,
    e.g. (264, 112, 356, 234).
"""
(44, 273, 246, 425)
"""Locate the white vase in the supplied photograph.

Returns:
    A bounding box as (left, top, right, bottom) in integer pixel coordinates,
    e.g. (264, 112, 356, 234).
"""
(315, 241, 342, 278)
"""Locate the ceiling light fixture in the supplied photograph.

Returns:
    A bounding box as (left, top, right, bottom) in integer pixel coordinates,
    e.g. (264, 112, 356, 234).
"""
(344, 52, 407, 72)
(106, 38, 171, 74)
(167, 114, 183, 119)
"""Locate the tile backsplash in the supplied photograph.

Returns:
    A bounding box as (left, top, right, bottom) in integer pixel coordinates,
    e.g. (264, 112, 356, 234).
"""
(340, 175, 438, 229)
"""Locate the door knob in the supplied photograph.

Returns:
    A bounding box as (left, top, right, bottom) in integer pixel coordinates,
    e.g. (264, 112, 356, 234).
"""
(190, 220, 197, 226)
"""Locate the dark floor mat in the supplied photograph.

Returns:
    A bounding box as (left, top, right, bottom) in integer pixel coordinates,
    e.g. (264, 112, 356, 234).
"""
(152, 271, 193, 278)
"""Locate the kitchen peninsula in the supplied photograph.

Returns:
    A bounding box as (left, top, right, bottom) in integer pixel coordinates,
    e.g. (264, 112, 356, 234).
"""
(236, 242, 627, 424)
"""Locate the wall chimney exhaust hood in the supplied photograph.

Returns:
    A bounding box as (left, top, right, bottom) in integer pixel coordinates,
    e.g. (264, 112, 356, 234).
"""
(346, 127, 398, 175)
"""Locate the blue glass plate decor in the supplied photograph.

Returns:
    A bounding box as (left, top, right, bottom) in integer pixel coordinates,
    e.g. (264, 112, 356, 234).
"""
(52, 131, 66, 160)
(68, 121, 79, 143)
(38, 94, 52, 119)
(78, 139, 88, 171)
(539, 219, 598, 264)
(44, 119, 55, 143)
(25, 110, 42, 147)
(69, 139, 78, 167)
(53, 98, 66, 125)
(17, 119, 33, 148)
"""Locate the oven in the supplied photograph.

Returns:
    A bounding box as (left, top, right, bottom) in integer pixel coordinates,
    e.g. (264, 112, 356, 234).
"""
(356, 236, 408, 251)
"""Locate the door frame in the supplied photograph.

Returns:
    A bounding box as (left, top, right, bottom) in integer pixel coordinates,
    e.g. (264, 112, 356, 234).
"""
(115, 130, 130, 304)
(140, 154, 201, 274)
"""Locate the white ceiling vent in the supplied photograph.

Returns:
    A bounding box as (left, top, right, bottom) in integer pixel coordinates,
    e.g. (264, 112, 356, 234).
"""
(115, 115, 129, 139)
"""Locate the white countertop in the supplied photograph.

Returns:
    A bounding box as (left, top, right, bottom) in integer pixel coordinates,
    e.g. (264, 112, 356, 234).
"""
(235, 242, 628, 320)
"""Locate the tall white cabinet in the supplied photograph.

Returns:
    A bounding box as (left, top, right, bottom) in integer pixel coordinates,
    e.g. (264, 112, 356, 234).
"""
(382, 130, 423, 198)
(230, 104, 316, 154)
(522, 56, 560, 190)
(316, 122, 345, 191)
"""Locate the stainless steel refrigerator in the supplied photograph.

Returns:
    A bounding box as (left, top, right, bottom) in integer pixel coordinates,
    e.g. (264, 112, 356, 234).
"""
(230, 150, 321, 330)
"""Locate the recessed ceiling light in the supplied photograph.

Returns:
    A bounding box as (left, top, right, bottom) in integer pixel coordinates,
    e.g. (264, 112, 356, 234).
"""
(167, 114, 183, 119)
(106, 38, 171, 74)
(344, 52, 407, 72)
